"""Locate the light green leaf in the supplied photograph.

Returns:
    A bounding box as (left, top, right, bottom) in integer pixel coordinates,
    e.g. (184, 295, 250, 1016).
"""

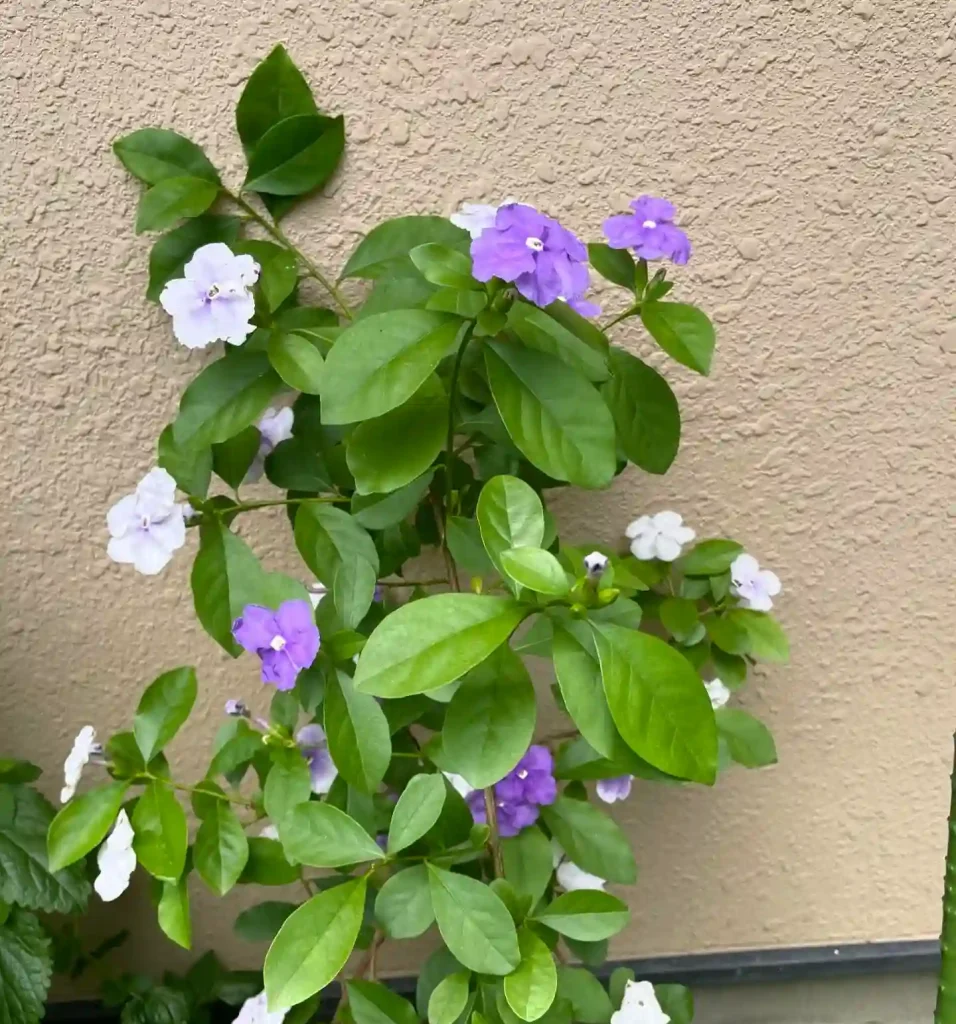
(426, 288, 488, 318)
(427, 865, 520, 975)
(268, 332, 325, 394)
(485, 343, 615, 489)
(704, 614, 750, 656)
(375, 864, 434, 938)
(653, 985, 694, 1024)
(245, 114, 345, 195)
(443, 645, 536, 788)
(533, 891, 629, 941)
(349, 979, 420, 1024)
(587, 243, 636, 291)
(133, 666, 197, 763)
(679, 540, 743, 577)
(387, 774, 447, 854)
(353, 594, 526, 698)
(281, 802, 385, 867)
(640, 301, 715, 376)
(131, 782, 187, 881)
(113, 127, 220, 185)
(347, 377, 447, 495)
(507, 303, 608, 383)
(263, 747, 312, 830)
(499, 548, 570, 597)
(411, 243, 478, 290)
(172, 350, 282, 449)
(352, 472, 434, 530)
(728, 609, 789, 663)
(556, 967, 613, 1024)
(324, 671, 392, 794)
(260, 249, 299, 310)
(476, 475, 545, 579)
(147, 214, 241, 302)
(193, 785, 249, 896)
(428, 971, 471, 1024)
(47, 782, 129, 873)
(504, 928, 557, 1022)
(135, 176, 219, 233)
(540, 797, 636, 885)
(592, 622, 718, 784)
(716, 709, 777, 768)
(342, 216, 470, 280)
(158, 423, 212, 498)
(157, 875, 192, 950)
(605, 349, 680, 475)
(0, 910, 52, 1024)
(501, 826, 553, 909)
(236, 44, 318, 156)
(234, 900, 298, 943)
(264, 876, 367, 1010)
(321, 311, 460, 425)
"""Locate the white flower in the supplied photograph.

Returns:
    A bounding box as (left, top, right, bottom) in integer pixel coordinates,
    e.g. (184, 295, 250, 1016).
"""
(233, 991, 286, 1024)
(159, 243, 259, 350)
(625, 511, 695, 562)
(259, 824, 280, 840)
(106, 467, 187, 576)
(730, 553, 782, 612)
(450, 197, 520, 239)
(246, 407, 295, 483)
(583, 551, 609, 579)
(443, 772, 475, 798)
(705, 678, 730, 710)
(611, 981, 670, 1024)
(552, 839, 607, 891)
(93, 810, 136, 902)
(308, 582, 328, 609)
(60, 725, 98, 803)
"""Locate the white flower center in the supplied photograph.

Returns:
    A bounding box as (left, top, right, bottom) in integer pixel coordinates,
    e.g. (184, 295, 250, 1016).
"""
(517, 769, 528, 779)
(269, 634, 287, 651)
(525, 236, 544, 251)
(642, 219, 657, 229)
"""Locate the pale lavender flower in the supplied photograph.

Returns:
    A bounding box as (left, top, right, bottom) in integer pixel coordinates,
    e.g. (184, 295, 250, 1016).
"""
(596, 775, 633, 804)
(603, 196, 691, 265)
(295, 723, 338, 794)
(467, 745, 557, 837)
(106, 468, 187, 576)
(61, 725, 101, 803)
(225, 700, 250, 718)
(159, 243, 259, 350)
(611, 981, 671, 1024)
(233, 991, 287, 1024)
(625, 511, 695, 562)
(705, 678, 730, 709)
(583, 551, 609, 579)
(470, 204, 598, 316)
(450, 198, 519, 239)
(730, 554, 782, 612)
(246, 406, 295, 483)
(232, 600, 320, 691)
(94, 810, 136, 902)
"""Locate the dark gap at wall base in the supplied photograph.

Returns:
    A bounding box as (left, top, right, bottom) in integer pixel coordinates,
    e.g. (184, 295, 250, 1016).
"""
(43, 939, 942, 1024)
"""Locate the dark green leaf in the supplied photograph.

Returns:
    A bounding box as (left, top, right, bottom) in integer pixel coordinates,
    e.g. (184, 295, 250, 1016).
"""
(135, 176, 218, 233)
(654, 985, 693, 1024)
(245, 114, 345, 196)
(704, 615, 750, 656)
(507, 303, 608, 383)
(281, 801, 385, 867)
(158, 424, 212, 497)
(533, 891, 629, 941)
(236, 44, 318, 156)
(131, 782, 187, 881)
(659, 598, 700, 642)
(193, 786, 248, 895)
(211, 426, 260, 490)
(447, 516, 496, 577)
(0, 910, 52, 1024)
(375, 864, 434, 938)
(387, 773, 447, 854)
(711, 648, 747, 689)
(556, 967, 612, 1024)
(716, 709, 777, 768)
(728, 609, 789, 663)
(361, 275, 439, 318)
(0, 761, 40, 785)
(352, 472, 434, 530)
(239, 837, 300, 886)
(113, 128, 220, 185)
(640, 302, 715, 376)
(605, 349, 680, 475)
(47, 782, 129, 873)
(427, 288, 488, 317)
(679, 540, 743, 577)
(587, 244, 636, 291)
(349, 980, 420, 1024)
(325, 672, 392, 794)
(235, 900, 298, 943)
(133, 667, 197, 763)
(342, 217, 470, 280)
(146, 215, 241, 302)
(540, 798, 636, 885)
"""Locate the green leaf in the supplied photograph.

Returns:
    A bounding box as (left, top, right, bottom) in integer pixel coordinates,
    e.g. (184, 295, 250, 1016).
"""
(157, 876, 191, 950)
(173, 350, 282, 449)
(268, 332, 326, 394)
(501, 826, 553, 909)
(347, 377, 447, 495)
(427, 288, 488, 318)
(387, 773, 447, 854)
(428, 971, 471, 1024)
(533, 891, 629, 941)
(324, 672, 392, 794)
(654, 985, 693, 1024)
(0, 786, 90, 913)
(476, 475, 545, 578)
(592, 622, 718, 784)
(211, 425, 260, 490)
(0, 910, 52, 1024)
(485, 343, 615, 489)
(266, 437, 334, 493)
(135, 176, 218, 233)
(264, 875, 367, 1011)
(447, 516, 496, 577)
(131, 783, 187, 881)
(120, 986, 190, 1024)
(113, 128, 220, 185)
(133, 667, 197, 763)
(245, 114, 345, 196)
(157, 424, 212, 497)
(507, 303, 608, 383)
(261, 249, 299, 310)
(416, 949, 465, 1019)
(321, 311, 460, 425)
(659, 598, 700, 642)
(504, 928, 557, 1022)
(353, 594, 526, 698)
(47, 782, 129, 873)
(375, 864, 434, 938)
(239, 837, 300, 886)
(411, 243, 478, 290)
(349, 980, 420, 1024)
(281, 802, 386, 867)
(679, 540, 743, 577)
(443, 645, 536, 788)
(711, 648, 747, 689)
(716, 709, 777, 768)
(235, 901, 298, 943)
(147, 214, 241, 302)
(263, 747, 312, 830)
(342, 216, 469, 280)
(640, 301, 715, 376)
(728, 609, 789, 663)
(605, 349, 680, 475)
(705, 613, 750, 656)
(499, 548, 570, 597)
(193, 786, 249, 895)
(427, 865, 520, 975)
(608, 968, 633, 1011)
(294, 504, 379, 629)
(556, 967, 613, 1024)
(236, 44, 318, 156)
(587, 244, 636, 291)
(0, 761, 40, 786)
(540, 798, 636, 885)
(352, 472, 434, 530)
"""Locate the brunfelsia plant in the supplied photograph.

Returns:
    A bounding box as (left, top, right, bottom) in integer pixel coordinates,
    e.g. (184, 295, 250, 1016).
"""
(46, 44, 790, 1024)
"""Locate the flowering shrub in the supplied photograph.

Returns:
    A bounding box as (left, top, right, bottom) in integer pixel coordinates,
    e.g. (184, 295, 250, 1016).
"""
(45, 45, 789, 1024)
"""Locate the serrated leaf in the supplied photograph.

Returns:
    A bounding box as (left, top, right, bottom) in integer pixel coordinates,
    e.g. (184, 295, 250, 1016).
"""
(0, 910, 52, 1024)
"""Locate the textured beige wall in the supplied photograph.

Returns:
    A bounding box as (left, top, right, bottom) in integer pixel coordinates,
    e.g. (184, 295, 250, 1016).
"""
(2, 0, 956, 985)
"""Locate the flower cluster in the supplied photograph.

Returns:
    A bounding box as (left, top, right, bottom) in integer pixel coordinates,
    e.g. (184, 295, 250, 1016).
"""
(466, 745, 557, 838)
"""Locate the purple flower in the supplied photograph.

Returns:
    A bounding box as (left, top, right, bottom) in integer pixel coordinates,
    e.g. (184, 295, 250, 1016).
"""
(596, 775, 633, 804)
(232, 600, 320, 691)
(466, 745, 557, 838)
(470, 204, 598, 316)
(603, 196, 691, 265)
(295, 724, 338, 794)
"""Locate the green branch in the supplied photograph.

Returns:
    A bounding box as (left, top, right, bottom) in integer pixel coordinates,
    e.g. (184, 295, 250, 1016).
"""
(936, 732, 956, 1023)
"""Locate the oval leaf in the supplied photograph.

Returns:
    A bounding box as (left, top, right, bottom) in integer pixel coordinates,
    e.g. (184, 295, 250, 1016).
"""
(499, 548, 570, 597)
(147, 214, 240, 302)
(387, 774, 447, 854)
(324, 672, 392, 794)
(507, 303, 609, 383)
(113, 128, 220, 185)
(533, 890, 629, 941)
(193, 787, 249, 896)
(281, 802, 386, 867)
(679, 539, 743, 577)
(640, 301, 715, 376)
(716, 708, 778, 768)
(504, 928, 558, 1022)
(428, 971, 471, 1024)
(342, 217, 469, 280)
(236, 44, 318, 156)
(476, 475, 545, 578)
(135, 176, 219, 234)
(587, 243, 636, 291)
(133, 667, 197, 763)
(245, 114, 345, 196)
(131, 782, 188, 881)
(268, 332, 326, 394)
(605, 349, 680, 475)
(47, 782, 129, 873)
(375, 864, 435, 939)
(539, 797, 636, 886)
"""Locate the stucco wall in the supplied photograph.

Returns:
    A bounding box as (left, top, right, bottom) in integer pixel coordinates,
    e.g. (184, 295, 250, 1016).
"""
(2, 0, 955, 985)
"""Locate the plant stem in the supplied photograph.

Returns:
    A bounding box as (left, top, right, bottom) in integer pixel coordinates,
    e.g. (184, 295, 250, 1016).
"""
(483, 788, 504, 878)
(936, 733, 956, 1024)
(146, 774, 254, 809)
(600, 306, 639, 332)
(376, 578, 450, 589)
(221, 495, 349, 516)
(224, 189, 354, 320)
